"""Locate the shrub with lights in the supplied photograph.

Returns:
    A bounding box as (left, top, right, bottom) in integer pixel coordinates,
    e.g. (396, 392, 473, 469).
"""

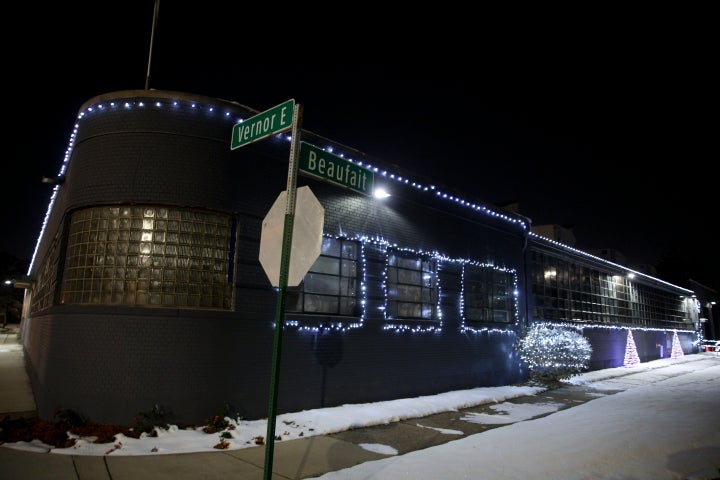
(518, 323, 593, 385)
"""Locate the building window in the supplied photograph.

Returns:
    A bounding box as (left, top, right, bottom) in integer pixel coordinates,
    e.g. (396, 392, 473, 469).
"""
(61, 206, 234, 309)
(463, 265, 514, 323)
(287, 236, 360, 316)
(385, 249, 438, 320)
(28, 232, 62, 313)
(529, 249, 690, 328)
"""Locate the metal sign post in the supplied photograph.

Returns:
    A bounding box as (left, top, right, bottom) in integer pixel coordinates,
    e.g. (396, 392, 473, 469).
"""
(262, 102, 303, 480)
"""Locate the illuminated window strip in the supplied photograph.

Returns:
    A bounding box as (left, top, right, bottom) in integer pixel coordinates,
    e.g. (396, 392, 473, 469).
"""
(530, 249, 692, 329)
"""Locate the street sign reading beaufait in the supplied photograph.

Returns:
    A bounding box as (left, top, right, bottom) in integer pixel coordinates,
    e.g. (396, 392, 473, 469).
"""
(299, 142, 374, 196)
(230, 99, 295, 149)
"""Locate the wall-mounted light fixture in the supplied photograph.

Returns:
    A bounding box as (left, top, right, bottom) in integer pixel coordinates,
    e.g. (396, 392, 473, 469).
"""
(373, 187, 391, 199)
(6, 276, 34, 289)
(41, 175, 65, 185)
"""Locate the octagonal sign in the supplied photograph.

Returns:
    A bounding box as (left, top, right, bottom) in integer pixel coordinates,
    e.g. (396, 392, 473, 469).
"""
(259, 186, 325, 287)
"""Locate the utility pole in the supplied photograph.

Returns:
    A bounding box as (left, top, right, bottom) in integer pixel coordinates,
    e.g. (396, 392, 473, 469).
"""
(145, 0, 160, 90)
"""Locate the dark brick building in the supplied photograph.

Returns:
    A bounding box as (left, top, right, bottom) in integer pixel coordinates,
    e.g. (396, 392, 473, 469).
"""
(17, 90, 700, 425)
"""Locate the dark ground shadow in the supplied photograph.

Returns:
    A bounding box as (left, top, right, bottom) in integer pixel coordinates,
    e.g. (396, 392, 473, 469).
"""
(666, 445, 720, 480)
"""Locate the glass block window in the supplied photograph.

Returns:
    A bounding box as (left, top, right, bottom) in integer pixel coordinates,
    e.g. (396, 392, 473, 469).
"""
(463, 265, 514, 323)
(61, 206, 233, 309)
(385, 249, 438, 320)
(287, 236, 360, 315)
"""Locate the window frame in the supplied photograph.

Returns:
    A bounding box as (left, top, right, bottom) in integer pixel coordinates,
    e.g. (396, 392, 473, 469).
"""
(60, 205, 234, 309)
(286, 236, 361, 317)
(385, 248, 439, 321)
(462, 264, 515, 324)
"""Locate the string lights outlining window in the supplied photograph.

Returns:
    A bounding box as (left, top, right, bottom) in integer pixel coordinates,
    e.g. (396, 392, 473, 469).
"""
(286, 235, 367, 332)
(460, 261, 520, 335)
(281, 233, 524, 335)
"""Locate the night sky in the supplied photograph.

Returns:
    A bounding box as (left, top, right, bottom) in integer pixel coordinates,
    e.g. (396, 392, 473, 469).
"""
(5, 4, 717, 293)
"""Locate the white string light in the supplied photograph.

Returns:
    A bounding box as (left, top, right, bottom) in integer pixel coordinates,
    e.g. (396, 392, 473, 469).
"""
(29, 97, 698, 347)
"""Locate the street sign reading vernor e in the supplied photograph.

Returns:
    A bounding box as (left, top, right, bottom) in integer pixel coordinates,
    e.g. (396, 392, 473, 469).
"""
(230, 99, 295, 150)
(299, 142, 374, 196)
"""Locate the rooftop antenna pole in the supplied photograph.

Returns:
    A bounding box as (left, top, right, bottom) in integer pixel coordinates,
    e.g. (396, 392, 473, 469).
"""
(145, 0, 160, 90)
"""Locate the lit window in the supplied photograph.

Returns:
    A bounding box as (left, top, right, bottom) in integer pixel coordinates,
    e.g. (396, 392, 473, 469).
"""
(385, 250, 437, 320)
(463, 265, 514, 323)
(60, 206, 234, 309)
(286, 237, 360, 316)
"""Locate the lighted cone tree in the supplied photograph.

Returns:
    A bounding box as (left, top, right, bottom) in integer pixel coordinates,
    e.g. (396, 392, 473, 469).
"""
(671, 330, 684, 358)
(623, 329, 641, 367)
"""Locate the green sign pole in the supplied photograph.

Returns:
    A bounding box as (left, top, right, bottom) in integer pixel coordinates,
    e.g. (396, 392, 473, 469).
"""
(263, 103, 303, 480)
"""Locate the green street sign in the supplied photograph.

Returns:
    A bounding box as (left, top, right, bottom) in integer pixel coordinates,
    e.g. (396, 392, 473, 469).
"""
(230, 99, 295, 149)
(299, 142, 374, 196)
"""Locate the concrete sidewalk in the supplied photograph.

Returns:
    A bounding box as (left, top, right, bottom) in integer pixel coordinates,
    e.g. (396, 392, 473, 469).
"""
(0, 434, 389, 480)
(0, 323, 36, 420)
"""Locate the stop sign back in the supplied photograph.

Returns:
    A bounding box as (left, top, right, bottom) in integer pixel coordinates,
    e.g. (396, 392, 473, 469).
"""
(259, 186, 325, 287)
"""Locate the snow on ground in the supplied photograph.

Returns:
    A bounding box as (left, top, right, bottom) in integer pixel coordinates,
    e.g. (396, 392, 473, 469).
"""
(2, 385, 546, 456)
(314, 354, 720, 480)
(3, 353, 719, 480)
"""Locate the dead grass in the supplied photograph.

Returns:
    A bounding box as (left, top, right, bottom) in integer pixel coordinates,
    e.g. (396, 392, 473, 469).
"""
(0, 415, 139, 448)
